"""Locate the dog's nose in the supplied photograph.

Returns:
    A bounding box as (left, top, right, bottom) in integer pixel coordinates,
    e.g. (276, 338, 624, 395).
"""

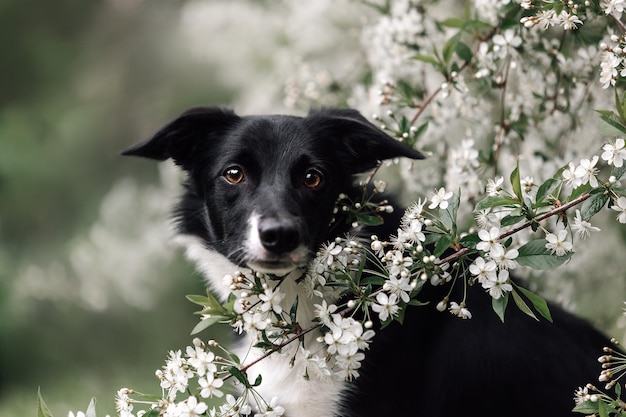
(258, 218, 300, 254)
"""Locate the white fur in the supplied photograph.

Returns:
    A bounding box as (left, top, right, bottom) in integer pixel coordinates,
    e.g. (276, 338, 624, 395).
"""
(173, 234, 346, 417)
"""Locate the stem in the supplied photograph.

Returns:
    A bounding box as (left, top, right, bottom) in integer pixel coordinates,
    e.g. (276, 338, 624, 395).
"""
(409, 60, 472, 125)
(409, 24, 499, 125)
(436, 191, 591, 266)
(409, 83, 444, 125)
(226, 321, 323, 381)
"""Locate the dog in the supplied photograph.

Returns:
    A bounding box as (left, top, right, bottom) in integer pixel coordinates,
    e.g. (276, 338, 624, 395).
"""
(123, 106, 613, 416)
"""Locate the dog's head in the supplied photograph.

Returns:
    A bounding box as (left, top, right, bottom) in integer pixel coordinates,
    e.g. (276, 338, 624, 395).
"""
(122, 107, 423, 276)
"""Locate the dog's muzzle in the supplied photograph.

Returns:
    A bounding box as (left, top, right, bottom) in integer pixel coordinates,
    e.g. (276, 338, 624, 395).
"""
(246, 214, 309, 275)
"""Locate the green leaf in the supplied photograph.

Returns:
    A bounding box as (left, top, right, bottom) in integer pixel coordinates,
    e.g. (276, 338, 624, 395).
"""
(414, 120, 429, 140)
(186, 294, 211, 306)
(379, 315, 394, 330)
(596, 109, 626, 136)
(144, 410, 161, 417)
(407, 298, 429, 307)
(511, 289, 538, 321)
(433, 234, 453, 257)
(229, 352, 241, 365)
(360, 275, 385, 286)
(572, 400, 599, 414)
(439, 17, 466, 28)
(516, 239, 573, 269)
(598, 400, 611, 417)
(566, 183, 591, 202)
(190, 315, 223, 335)
(459, 233, 480, 249)
(500, 214, 526, 227)
(37, 388, 54, 417)
(535, 178, 560, 205)
(510, 161, 523, 201)
(612, 162, 626, 181)
(456, 41, 473, 62)
(186, 292, 225, 313)
(229, 366, 251, 387)
(474, 195, 519, 211)
(357, 213, 384, 226)
(515, 286, 553, 322)
(413, 54, 440, 67)
(289, 296, 299, 323)
(580, 192, 608, 221)
(463, 19, 493, 32)
(615, 87, 626, 122)
(443, 32, 461, 65)
(492, 293, 508, 323)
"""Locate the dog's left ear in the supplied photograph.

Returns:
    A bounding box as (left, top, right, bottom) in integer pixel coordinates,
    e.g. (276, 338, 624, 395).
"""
(305, 108, 425, 173)
(121, 106, 240, 170)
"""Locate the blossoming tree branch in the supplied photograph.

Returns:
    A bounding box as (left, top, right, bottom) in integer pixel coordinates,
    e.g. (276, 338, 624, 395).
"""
(41, 1, 626, 416)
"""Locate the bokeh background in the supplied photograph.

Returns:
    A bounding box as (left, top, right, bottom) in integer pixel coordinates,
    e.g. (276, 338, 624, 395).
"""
(2, 1, 625, 416)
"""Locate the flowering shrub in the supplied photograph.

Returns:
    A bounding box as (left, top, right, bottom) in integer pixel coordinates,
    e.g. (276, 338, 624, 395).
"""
(40, 0, 626, 416)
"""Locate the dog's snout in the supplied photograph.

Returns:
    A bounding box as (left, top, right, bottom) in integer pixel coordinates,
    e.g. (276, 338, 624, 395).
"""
(258, 218, 300, 254)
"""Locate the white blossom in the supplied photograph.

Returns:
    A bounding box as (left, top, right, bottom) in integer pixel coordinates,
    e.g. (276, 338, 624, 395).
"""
(574, 156, 600, 187)
(482, 269, 513, 299)
(601, 0, 625, 18)
(601, 138, 626, 167)
(611, 196, 626, 223)
(371, 292, 400, 321)
(429, 187, 453, 210)
(449, 301, 472, 319)
(600, 51, 621, 89)
(477, 227, 503, 254)
(571, 210, 601, 240)
(545, 228, 573, 256)
(469, 256, 497, 284)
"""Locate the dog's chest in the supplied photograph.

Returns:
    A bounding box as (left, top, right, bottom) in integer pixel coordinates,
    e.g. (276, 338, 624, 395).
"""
(238, 277, 346, 417)
(175, 236, 346, 416)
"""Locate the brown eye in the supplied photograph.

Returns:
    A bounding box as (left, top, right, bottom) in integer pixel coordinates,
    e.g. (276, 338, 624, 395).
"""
(223, 166, 245, 184)
(304, 169, 323, 189)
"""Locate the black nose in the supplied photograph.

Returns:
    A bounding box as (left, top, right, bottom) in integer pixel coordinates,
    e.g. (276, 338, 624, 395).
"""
(258, 218, 300, 254)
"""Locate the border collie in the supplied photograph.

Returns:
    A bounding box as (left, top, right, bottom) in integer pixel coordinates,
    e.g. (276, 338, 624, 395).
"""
(123, 106, 612, 417)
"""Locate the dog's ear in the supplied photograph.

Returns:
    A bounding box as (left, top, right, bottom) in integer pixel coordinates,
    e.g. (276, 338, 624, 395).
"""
(121, 106, 240, 169)
(305, 108, 425, 173)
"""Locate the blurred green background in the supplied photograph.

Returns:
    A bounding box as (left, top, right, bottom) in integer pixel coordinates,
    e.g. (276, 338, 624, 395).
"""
(0, 1, 241, 416)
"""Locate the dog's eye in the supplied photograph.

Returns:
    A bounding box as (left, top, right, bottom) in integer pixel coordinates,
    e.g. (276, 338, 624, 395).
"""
(303, 169, 323, 189)
(223, 166, 245, 184)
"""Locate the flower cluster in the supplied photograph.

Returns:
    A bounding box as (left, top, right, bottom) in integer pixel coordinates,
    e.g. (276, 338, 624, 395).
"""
(316, 310, 375, 381)
(573, 332, 626, 415)
(153, 340, 227, 416)
(519, 1, 585, 31)
(114, 338, 267, 417)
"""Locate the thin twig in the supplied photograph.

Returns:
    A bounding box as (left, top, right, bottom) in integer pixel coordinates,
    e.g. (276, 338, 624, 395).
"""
(436, 192, 592, 266)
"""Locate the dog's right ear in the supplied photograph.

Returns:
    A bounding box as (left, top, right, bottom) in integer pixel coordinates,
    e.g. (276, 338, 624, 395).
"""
(306, 108, 425, 174)
(121, 106, 240, 169)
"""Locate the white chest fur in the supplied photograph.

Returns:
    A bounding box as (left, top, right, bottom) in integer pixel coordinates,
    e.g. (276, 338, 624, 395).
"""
(173, 235, 346, 417)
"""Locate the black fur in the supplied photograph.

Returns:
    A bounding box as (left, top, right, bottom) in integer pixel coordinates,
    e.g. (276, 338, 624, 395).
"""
(123, 106, 612, 417)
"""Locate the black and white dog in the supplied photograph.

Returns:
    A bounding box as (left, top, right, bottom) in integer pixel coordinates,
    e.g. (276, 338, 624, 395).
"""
(123, 107, 612, 417)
